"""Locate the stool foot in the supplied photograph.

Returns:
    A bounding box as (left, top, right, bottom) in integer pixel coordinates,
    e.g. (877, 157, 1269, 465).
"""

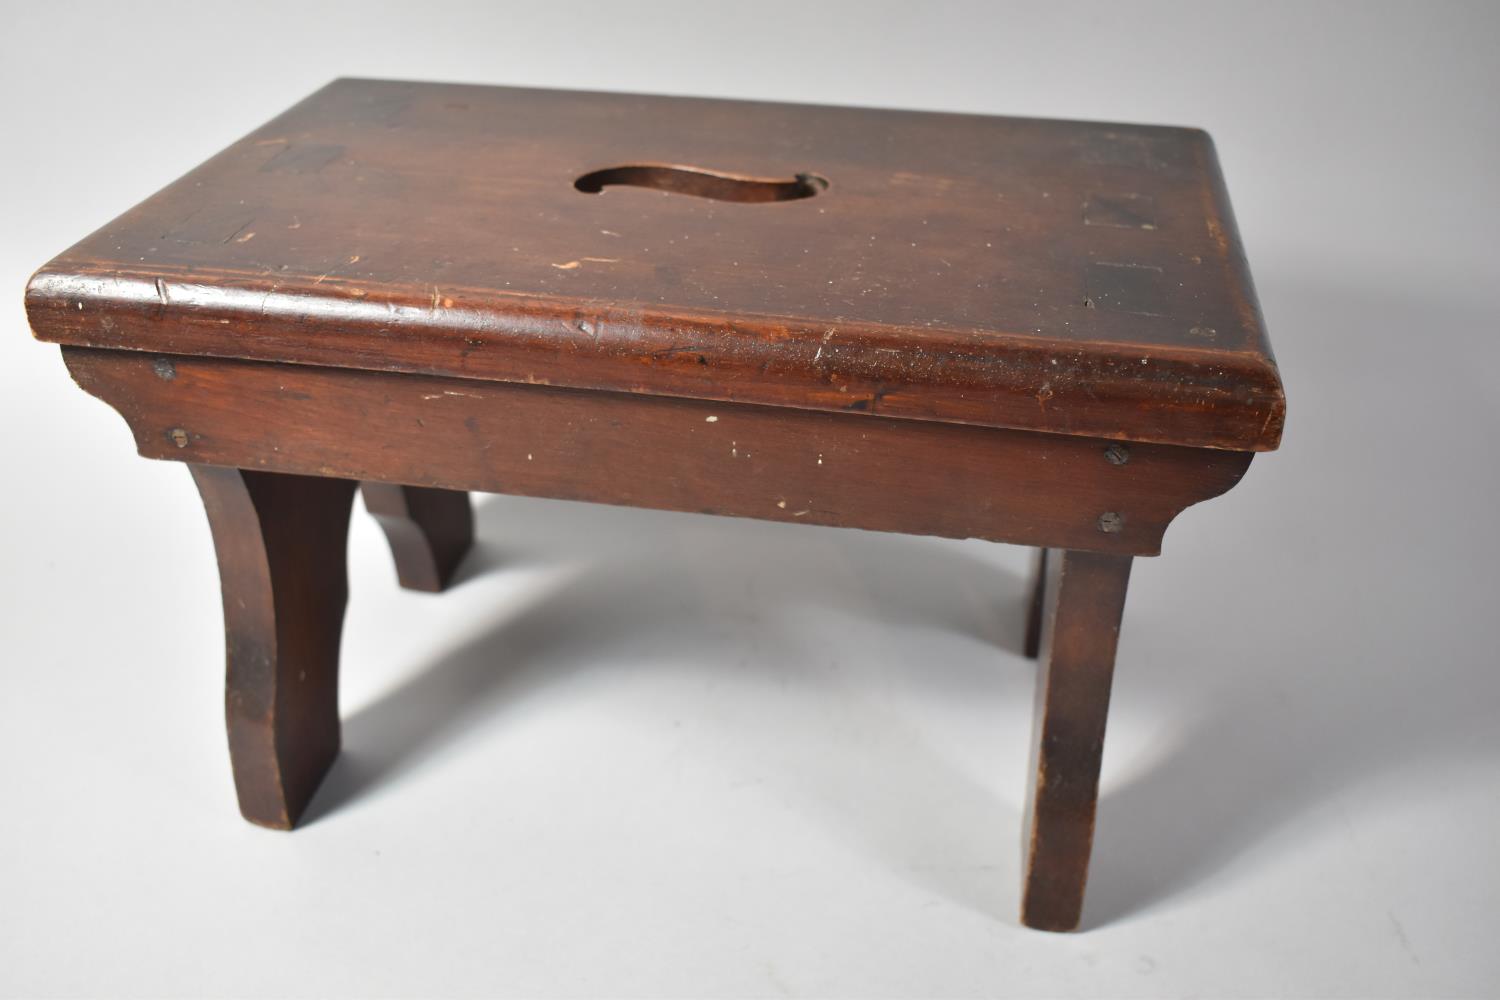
(360, 483, 473, 592)
(190, 466, 357, 829)
(1020, 548, 1132, 931)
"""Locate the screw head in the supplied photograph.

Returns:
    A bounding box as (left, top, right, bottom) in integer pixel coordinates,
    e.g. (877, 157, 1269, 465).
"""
(1104, 443, 1130, 465)
(1097, 511, 1125, 533)
(167, 428, 190, 449)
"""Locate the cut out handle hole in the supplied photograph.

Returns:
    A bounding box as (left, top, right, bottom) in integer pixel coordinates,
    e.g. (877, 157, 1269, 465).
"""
(574, 165, 828, 203)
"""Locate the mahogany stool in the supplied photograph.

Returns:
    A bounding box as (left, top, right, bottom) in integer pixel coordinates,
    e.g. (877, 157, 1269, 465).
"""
(27, 79, 1283, 931)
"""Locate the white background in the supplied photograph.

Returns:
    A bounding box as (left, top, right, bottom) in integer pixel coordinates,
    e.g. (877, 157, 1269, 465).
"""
(2, 2, 1497, 996)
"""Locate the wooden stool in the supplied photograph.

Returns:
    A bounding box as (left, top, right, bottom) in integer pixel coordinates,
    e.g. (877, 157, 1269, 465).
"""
(27, 79, 1283, 931)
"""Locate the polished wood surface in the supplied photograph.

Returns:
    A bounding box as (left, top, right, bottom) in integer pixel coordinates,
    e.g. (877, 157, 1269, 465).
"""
(1022, 548, 1133, 931)
(190, 466, 356, 829)
(26, 79, 1282, 451)
(64, 347, 1252, 558)
(360, 483, 474, 592)
(29, 79, 1284, 930)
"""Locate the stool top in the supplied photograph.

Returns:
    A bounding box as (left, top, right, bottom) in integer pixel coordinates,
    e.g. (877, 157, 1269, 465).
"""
(27, 78, 1282, 450)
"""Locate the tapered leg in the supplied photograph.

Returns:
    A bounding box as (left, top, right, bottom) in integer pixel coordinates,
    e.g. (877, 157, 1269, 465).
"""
(190, 466, 357, 829)
(1023, 547, 1050, 658)
(1021, 548, 1133, 931)
(360, 483, 474, 592)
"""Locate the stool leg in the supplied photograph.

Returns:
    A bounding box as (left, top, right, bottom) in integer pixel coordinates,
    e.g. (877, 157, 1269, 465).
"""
(190, 466, 357, 829)
(1020, 548, 1133, 931)
(1023, 547, 1050, 658)
(360, 483, 473, 593)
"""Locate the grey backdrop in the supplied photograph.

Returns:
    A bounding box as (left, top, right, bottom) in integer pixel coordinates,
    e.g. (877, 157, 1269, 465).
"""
(2, 2, 1496, 997)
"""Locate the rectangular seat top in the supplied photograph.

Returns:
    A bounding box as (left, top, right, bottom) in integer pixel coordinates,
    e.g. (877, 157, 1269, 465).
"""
(27, 78, 1283, 450)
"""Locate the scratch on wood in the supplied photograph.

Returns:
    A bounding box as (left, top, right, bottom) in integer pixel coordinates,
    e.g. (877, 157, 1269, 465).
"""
(814, 329, 835, 362)
(552, 258, 619, 270)
(221, 217, 255, 244)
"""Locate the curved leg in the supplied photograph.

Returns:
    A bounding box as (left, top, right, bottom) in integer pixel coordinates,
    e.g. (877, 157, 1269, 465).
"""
(360, 483, 474, 592)
(1021, 548, 1133, 931)
(1023, 547, 1049, 658)
(190, 466, 357, 829)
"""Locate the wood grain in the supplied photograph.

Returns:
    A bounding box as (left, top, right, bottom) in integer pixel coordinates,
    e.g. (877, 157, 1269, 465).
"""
(27, 80, 1285, 928)
(25, 79, 1283, 451)
(65, 348, 1253, 558)
(189, 465, 356, 829)
(1021, 548, 1133, 931)
(360, 483, 474, 592)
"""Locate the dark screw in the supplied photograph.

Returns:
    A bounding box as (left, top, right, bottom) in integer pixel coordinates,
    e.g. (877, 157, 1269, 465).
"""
(1104, 443, 1129, 465)
(152, 358, 176, 381)
(1097, 511, 1124, 533)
